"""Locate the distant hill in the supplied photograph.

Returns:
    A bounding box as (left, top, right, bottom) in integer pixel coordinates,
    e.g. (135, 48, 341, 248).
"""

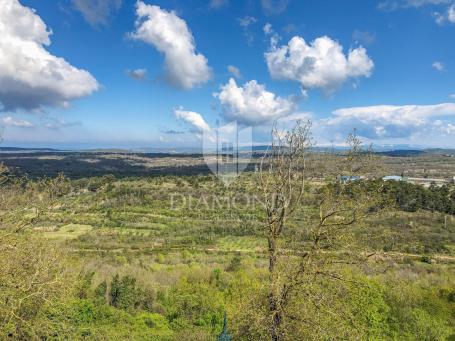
(80, 148, 133, 153)
(1, 145, 455, 156)
(377, 150, 425, 157)
(423, 148, 455, 155)
(0, 146, 60, 152)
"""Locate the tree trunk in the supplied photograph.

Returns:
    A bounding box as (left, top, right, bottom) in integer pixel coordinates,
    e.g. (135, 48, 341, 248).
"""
(268, 234, 283, 341)
(269, 296, 282, 341)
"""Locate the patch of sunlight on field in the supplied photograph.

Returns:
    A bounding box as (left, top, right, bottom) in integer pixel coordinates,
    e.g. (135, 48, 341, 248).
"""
(44, 224, 93, 239)
(217, 236, 264, 251)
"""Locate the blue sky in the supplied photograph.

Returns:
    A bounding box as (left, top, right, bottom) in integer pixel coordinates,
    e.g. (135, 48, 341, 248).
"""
(1, 0, 455, 149)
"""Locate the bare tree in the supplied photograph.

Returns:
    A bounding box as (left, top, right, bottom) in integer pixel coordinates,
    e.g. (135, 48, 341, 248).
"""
(259, 121, 385, 340)
(259, 120, 312, 341)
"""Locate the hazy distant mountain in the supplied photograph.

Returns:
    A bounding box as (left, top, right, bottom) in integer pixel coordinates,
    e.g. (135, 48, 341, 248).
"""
(1, 145, 454, 156)
(0, 147, 60, 153)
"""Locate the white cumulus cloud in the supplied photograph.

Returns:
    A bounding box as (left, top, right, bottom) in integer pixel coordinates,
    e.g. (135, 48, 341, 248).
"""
(0, 0, 99, 111)
(433, 4, 455, 24)
(433, 119, 455, 134)
(0, 116, 34, 127)
(130, 1, 212, 89)
(215, 78, 296, 126)
(265, 36, 374, 93)
(174, 107, 211, 132)
(324, 103, 455, 139)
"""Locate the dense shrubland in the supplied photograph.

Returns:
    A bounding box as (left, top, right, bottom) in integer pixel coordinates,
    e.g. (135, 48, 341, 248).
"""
(0, 162, 454, 339)
(382, 180, 455, 214)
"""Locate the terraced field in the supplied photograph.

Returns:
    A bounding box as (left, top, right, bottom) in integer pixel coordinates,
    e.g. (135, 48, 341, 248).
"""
(2, 151, 455, 339)
(26, 174, 454, 260)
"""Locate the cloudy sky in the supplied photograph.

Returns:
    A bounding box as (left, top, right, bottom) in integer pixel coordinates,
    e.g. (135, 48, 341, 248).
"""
(1, 0, 455, 149)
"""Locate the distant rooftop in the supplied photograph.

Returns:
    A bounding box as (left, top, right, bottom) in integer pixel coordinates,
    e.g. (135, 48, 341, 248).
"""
(382, 175, 404, 181)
